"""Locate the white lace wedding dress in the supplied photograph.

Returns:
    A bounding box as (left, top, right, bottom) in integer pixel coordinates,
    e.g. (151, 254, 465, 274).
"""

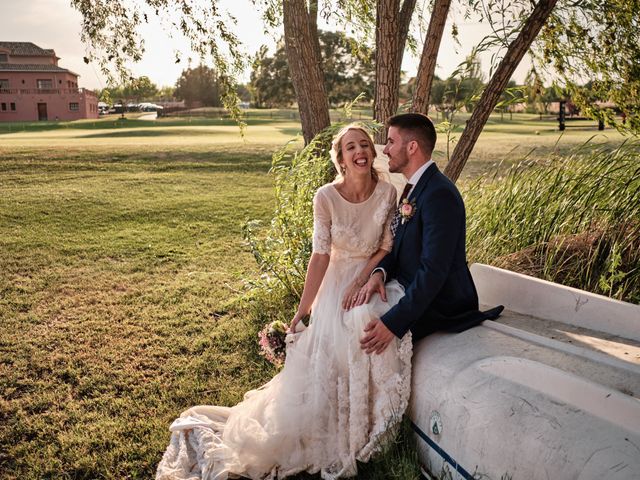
(156, 180, 412, 480)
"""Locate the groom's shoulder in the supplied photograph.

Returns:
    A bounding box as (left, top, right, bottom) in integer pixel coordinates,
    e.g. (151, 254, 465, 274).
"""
(429, 167, 459, 193)
(424, 169, 465, 205)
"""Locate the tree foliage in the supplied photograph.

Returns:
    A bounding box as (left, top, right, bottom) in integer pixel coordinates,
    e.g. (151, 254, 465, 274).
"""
(425, 54, 486, 116)
(127, 76, 159, 101)
(250, 44, 296, 108)
(174, 65, 222, 107)
(250, 31, 374, 108)
(535, 0, 640, 132)
(157, 85, 177, 100)
(321, 31, 375, 106)
(524, 70, 562, 115)
(72, 0, 246, 124)
(99, 76, 159, 103)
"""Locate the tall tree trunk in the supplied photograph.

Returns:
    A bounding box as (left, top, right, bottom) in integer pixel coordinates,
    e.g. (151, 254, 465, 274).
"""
(374, 0, 417, 143)
(283, 0, 330, 144)
(444, 0, 558, 182)
(411, 0, 451, 114)
(308, 0, 321, 62)
(309, 0, 318, 37)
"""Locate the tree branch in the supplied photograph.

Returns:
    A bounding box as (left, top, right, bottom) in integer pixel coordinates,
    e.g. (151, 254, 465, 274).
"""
(444, 0, 558, 182)
(411, 0, 451, 114)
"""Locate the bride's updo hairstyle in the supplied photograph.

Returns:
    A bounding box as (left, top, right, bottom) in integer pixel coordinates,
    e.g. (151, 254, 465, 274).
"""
(330, 124, 379, 182)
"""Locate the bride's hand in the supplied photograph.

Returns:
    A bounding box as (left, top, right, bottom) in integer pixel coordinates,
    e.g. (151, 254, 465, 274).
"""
(289, 311, 307, 333)
(342, 278, 365, 310)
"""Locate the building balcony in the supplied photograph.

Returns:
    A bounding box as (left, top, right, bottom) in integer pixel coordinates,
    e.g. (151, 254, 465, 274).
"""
(0, 87, 97, 97)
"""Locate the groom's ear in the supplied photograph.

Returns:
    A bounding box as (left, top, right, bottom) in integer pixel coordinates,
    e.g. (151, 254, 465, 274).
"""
(406, 139, 419, 156)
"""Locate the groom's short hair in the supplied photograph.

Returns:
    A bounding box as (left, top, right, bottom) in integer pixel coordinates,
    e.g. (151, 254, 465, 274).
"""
(387, 113, 437, 155)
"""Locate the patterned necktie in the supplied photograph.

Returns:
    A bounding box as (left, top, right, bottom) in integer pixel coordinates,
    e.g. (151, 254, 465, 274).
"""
(390, 182, 413, 236)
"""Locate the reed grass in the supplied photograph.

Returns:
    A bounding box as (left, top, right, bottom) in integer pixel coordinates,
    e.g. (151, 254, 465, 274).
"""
(464, 139, 640, 303)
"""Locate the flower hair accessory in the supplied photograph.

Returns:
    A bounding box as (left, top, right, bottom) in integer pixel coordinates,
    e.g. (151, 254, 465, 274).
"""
(399, 198, 417, 224)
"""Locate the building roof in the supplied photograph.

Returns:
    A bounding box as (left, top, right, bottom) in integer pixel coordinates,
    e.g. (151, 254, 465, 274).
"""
(0, 42, 55, 56)
(0, 63, 74, 74)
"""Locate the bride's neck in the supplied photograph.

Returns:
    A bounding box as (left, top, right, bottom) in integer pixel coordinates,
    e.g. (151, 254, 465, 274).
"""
(339, 176, 376, 202)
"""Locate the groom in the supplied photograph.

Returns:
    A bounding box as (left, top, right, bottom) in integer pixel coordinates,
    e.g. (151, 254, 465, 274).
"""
(359, 113, 501, 354)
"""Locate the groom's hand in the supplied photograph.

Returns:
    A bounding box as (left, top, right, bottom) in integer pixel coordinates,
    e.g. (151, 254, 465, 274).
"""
(361, 319, 395, 355)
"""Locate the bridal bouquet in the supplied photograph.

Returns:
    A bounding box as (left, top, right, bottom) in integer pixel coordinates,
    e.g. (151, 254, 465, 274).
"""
(258, 320, 288, 367)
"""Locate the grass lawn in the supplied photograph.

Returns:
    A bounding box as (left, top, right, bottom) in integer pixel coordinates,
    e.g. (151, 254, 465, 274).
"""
(0, 120, 280, 478)
(0, 113, 630, 479)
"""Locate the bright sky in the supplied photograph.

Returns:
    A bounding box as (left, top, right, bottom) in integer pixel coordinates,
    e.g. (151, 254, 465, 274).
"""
(3, 0, 531, 91)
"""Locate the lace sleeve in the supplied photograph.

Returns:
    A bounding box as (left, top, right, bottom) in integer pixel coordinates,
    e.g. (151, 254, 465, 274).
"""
(312, 188, 332, 255)
(380, 184, 396, 252)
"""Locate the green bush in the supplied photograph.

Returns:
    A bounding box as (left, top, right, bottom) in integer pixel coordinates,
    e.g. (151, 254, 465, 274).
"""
(243, 127, 334, 300)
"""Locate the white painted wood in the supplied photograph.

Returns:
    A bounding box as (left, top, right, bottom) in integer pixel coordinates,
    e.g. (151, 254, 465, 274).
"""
(470, 263, 640, 341)
(483, 321, 640, 374)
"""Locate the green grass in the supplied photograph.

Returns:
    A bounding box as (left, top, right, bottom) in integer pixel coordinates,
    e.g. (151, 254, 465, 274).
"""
(0, 114, 634, 479)
(0, 135, 279, 478)
(0, 112, 628, 173)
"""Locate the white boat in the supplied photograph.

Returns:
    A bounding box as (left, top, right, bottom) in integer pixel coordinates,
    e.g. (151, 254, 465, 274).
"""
(409, 263, 640, 480)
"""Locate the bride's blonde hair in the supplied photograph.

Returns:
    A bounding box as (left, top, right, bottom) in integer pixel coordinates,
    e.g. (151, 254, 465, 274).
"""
(330, 124, 379, 182)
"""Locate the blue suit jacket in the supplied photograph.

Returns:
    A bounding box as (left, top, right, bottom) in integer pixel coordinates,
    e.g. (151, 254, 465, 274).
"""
(379, 163, 482, 340)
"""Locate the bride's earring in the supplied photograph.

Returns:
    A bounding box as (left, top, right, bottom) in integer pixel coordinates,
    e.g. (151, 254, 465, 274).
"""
(340, 164, 346, 175)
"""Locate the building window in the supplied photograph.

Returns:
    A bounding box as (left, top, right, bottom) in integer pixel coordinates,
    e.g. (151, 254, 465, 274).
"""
(1, 103, 6, 111)
(37, 79, 53, 89)
(10, 102, 16, 111)
(0, 53, 7, 62)
(69, 102, 79, 111)
(0, 79, 8, 90)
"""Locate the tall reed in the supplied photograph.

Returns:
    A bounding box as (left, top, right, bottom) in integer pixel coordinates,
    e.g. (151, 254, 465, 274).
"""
(464, 140, 640, 303)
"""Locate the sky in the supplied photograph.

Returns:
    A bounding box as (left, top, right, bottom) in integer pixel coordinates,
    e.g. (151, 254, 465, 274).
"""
(2, 0, 532, 91)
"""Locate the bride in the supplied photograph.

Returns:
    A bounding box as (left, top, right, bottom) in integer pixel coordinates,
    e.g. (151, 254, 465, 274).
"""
(156, 124, 411, 480)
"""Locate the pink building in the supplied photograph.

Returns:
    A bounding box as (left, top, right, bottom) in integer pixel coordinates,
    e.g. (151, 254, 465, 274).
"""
(0, 42, 98, 122)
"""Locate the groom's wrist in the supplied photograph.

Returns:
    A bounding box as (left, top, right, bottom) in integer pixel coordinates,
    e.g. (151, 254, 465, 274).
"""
(371, 267, 386, 283)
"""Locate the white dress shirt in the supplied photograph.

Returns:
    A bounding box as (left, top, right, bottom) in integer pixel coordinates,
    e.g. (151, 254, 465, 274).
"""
(405, 160, 434, 198)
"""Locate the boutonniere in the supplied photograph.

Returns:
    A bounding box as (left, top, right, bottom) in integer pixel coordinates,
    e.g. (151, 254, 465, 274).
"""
(399, 198, 417, 224)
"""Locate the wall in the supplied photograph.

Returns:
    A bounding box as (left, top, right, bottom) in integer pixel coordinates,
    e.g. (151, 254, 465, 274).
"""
(0, 71, 98, 122)
(6, 55, 57, 65)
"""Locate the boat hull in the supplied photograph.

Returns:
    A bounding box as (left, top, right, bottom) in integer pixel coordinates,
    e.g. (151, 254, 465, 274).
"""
(410, 264, 640, 480)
